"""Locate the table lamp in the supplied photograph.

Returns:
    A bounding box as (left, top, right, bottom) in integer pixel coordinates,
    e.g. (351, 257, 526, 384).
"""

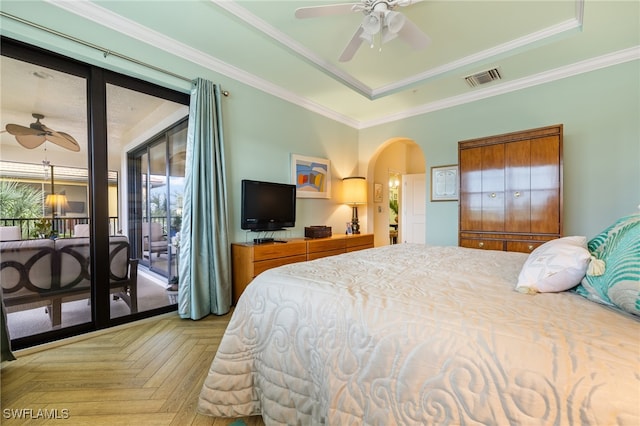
(343, 176, 367, 234)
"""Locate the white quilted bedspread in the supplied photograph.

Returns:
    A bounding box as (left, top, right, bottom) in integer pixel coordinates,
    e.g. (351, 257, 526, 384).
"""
(198, 244, 640, 425)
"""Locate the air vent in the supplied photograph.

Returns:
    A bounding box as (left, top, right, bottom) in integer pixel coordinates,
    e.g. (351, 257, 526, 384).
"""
(464, 68, 502, 87)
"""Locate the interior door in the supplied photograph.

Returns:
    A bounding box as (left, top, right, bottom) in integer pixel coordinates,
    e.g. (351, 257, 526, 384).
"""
(401, 173, 426, 244)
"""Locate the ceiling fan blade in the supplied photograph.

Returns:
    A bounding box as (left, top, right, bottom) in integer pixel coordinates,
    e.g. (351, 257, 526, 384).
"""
(295, 3, 358, 19)
(46, 131, 81, 152)
(5, 123, 42, 137)
(339, 26, 366, 62)
(15, 133, 46, 149)
(397, 17, 431, 50)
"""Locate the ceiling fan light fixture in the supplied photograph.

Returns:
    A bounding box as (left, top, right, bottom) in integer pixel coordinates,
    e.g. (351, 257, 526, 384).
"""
(359, 31, 375, 47)
(295, 0, 430, 61)
(385, 10, 406, 34)
(381, 27, 399, 43)
(362, 13, 382, 35)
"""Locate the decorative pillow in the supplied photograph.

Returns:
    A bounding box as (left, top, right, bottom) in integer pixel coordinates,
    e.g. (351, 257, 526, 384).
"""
(516, 236, 591, 294)
(575, 213, 640, 316)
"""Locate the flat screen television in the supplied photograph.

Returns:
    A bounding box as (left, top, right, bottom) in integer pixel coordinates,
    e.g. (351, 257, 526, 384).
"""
(241, 179, 296, 231)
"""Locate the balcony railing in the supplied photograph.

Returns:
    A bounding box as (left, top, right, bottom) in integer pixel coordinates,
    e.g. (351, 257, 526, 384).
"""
(0, 216, 176, 240)
(0, 217, 120, 239)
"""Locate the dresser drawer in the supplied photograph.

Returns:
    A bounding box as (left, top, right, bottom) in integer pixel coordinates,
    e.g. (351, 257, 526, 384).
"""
(253, 240, 306, 261)
(307, 248, 345, 261)
(307, 238, 345, 254)
(254, 254, 307, 276)
(346, 234, 374, 250)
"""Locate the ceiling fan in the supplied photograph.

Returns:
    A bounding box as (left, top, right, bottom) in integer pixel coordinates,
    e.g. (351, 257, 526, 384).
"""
(295, 0, 431, 62)
(4, 113, 80, 152)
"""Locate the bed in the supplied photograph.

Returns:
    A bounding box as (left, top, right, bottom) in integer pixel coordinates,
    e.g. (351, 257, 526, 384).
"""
(198, 214, 640, 425)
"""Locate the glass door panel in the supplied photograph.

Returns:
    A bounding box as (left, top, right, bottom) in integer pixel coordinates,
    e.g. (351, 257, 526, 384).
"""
(1, 56, 90, 339)
(168, 121, 187, 285)
(147, 141, 168, 274)
(107, 83, 187, 317)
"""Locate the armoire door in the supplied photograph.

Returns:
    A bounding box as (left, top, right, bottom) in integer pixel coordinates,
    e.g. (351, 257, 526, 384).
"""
(505, 136, 561, 234)
(505, 139, 532, 233)
(459, 144, 505, 233)
(481, 144, 505, 232)
(459, 147, 482, 232)
(530, 135, 561, 234)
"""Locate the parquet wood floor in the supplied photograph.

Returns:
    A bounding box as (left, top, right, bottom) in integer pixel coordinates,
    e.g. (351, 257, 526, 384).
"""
(1, 312, 265, 425)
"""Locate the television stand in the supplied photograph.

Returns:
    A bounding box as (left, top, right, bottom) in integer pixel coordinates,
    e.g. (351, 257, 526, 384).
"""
(231, 234, 374, 304)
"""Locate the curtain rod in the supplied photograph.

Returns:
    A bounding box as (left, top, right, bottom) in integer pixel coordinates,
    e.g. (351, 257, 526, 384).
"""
(0, 11, 230, 96)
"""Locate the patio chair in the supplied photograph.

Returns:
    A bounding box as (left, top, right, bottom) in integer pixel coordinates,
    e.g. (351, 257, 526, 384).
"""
(74, 224, 90, 237)
(142, 222, 168, 257)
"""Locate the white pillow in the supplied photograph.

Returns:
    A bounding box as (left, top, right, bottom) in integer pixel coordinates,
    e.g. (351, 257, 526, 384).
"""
(516, 236, 591, 294)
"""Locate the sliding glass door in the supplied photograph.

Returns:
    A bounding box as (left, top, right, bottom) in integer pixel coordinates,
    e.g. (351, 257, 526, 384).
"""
(1, 38, 189, 349)
(128, 119, 187, 285)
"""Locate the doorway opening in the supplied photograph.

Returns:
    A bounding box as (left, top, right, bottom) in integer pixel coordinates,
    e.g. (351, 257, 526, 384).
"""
(367, 138, 426, 246)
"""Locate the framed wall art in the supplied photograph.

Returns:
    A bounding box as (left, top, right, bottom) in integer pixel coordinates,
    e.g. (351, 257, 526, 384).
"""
(291, 154, 331, 198)
(373, 183, 383, 203)
(431, 164, 458, 201)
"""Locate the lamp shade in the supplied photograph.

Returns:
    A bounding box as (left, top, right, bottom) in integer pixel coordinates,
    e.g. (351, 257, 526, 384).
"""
(45, 193, 69, 211)
(385, 10, 406, 34)
(343, 177, 367, 205)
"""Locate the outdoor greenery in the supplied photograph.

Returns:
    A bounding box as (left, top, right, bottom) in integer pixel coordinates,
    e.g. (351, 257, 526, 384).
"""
(389, 198, 398, 216)
(33, 217, 53, 238)
(0, 180, 42, 220)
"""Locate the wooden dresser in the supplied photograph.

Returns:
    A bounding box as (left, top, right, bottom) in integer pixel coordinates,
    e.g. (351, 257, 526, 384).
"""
(458, 124, 563, 253)
(231, 234, 374, 304)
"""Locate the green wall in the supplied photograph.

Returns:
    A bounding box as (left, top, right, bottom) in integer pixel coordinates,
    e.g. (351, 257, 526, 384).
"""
(360, 60, 640, 244)
(221, 84, 359, 242)
(2, 1, 638, 245)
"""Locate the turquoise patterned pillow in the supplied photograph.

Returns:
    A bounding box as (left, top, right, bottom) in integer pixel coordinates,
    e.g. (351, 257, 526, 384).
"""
(575, 213, 640, 316)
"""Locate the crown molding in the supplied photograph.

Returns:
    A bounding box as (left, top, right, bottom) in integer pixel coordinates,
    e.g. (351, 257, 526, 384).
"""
(359, 46, 640, 129)
(219, 0, 585, 100)
(213, 0, 372, 98)
(43, 0, 634, 131)
(371, 16, 583, 99)
(45, 0, 360, 127)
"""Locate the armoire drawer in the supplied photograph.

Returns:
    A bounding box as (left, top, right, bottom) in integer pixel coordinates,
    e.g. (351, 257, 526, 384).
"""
(459, 238, 504, 251)
(506, 241, 544, 253)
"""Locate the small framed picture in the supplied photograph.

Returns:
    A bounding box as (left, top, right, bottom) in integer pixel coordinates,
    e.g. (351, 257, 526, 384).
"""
(373, 183, 383, 203)
(291, 154, 331, 198)
(431, 164, 458, 201)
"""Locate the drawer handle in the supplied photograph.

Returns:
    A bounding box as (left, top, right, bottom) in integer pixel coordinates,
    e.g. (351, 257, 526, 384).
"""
(478, 242, 484, 248)
(490, 193, 496, 198)
(514, 191, 521, 198)
(528, 244, 534, 251)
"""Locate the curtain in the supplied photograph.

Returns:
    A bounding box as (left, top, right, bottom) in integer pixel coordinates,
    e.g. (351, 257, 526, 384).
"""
(178, 78, 231, 319)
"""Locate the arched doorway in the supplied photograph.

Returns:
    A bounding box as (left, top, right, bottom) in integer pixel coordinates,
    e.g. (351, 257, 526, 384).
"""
(366, 138, 426, 247)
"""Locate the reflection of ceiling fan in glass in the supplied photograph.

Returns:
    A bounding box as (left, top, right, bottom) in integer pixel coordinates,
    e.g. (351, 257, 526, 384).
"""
(295, 0, 431, 62)
(4, 113, 80, 152)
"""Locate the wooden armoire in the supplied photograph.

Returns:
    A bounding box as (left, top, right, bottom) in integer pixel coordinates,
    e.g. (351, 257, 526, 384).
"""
(458, 124, 563, 253)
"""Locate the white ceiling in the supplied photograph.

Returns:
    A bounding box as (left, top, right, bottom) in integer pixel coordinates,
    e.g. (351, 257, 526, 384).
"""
(0, 0, 638, 135)
(0, 55, 188, 168)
